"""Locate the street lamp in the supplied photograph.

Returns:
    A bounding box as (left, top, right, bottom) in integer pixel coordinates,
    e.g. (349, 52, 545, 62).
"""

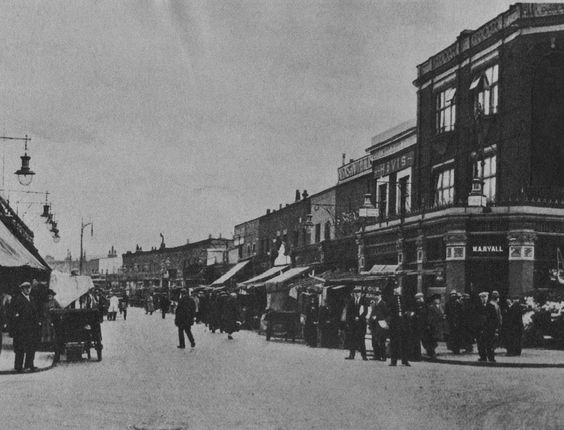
(79, 218, 94, 275)
(357, 193, 378, 272)
(0, 135, 35, 186)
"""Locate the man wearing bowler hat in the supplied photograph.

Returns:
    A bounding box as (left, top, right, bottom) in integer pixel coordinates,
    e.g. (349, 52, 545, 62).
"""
(175, 288, 196, 349)
(367, 289, 390, 361)
(476, 291, 499, 362)
(9, 282, 41, 372)
(343, 286, 368, 360)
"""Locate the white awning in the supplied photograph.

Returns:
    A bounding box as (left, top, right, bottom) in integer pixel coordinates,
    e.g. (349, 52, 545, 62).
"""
(0, 219, 47, 270)
(49, 270, 95, 308)
(264, 266, 310, 293)
(240, 265, 289, 286)
(361, 264, 398, 276)
(211, 260, 250, 285)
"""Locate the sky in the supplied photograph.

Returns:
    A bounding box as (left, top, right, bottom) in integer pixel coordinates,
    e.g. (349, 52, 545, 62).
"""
(0, 0, 539, 260)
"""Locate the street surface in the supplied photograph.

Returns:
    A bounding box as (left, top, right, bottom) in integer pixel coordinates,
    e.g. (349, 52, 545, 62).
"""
(2, 307, 563, 430)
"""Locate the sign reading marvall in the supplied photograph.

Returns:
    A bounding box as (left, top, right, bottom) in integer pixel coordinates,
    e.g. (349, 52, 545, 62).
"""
(467, 237, 507, 257)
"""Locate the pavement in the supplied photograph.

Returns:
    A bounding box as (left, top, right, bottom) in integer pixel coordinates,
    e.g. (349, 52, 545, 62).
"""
(3, 307, 564, 429)
(0, 335, 55, 375)
(2, 325, 564, 374)
(422, 342, 564, 368)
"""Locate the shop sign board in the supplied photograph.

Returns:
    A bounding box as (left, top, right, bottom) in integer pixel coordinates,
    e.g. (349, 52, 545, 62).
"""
(374, 151, 414, 179)
(468, 237, 507, 257)
(338, 154, 372, 183)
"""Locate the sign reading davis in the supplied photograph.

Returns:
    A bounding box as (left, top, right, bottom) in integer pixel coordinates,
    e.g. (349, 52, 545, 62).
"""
(374, 151, 414, 179)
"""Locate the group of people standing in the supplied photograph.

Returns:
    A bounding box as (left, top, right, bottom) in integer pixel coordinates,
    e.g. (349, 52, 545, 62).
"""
(174, 289, 241, 349)
(341, 284, 525, 366)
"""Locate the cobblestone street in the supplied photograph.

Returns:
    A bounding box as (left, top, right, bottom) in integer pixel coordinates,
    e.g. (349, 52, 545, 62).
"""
(2, 307, 563, 429)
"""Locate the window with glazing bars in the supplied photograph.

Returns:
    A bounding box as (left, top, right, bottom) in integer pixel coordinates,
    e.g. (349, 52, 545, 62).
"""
(436, 87, 456, 133)
(474, 154, 497, 202)
(434, 167, 454, 205)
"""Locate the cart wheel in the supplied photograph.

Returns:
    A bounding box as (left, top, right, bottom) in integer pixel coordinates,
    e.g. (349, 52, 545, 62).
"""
(96, 347, 102, 361)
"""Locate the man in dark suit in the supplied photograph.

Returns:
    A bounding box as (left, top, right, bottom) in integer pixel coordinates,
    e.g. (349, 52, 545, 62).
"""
(367, 289, 390, 361)
(9, 282, 41, 372)
(476, 291, 500, 362)
(344, 286, 368, 360)
(175, 289, 196, 348)
(388, 284, 411, 366)
(445, 290, 462, 354)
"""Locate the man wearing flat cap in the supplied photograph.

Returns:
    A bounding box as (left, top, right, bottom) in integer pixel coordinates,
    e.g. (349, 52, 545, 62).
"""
(343, 286, 368, 360)
(175, 288, 196, 349)
(476, 291, 500, 362)
(445, 290, 462, 354)
(9, 282, 41, 372)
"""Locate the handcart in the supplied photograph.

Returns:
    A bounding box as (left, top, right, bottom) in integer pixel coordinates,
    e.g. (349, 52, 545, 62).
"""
(50, 308, 103, 362)
(265, 310, 300, 342)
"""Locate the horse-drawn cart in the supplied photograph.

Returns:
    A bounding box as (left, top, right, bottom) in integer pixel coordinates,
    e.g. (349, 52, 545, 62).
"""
(50, 309, 103, 362)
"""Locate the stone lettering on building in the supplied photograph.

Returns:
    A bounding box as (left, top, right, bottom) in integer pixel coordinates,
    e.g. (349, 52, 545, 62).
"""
(374, 151, 414, 178)
(534, 3, 564, 17)
(338, 155, 372, 182)
(471, 16, 502, 47)
(432, 43, 459, 69)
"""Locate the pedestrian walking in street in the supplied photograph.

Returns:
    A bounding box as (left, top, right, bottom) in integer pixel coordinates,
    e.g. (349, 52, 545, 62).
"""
(504, 297, 524, 356)
(318, 303, 339, 348)
(423, 295, 444, 359)
(409, 292, 426, 361)
(445, 290, 462, 354)
(303, 296, 319, 347)
(9, 282, 42, 372)
(476, 291, 500, 362)
(175, 288, 196, 349)
(0, 293, 10, 357)
(460, 293, 476, 353)
(388, 284, 411, 366)
(160, 295, 170, 319)
(343, 286, 368, 360)
(119, 296, 128, 321)
(367, 289, 389, 361)
(146, 294, 155, 315)
(108, 295, 120, 321)
(222, 292, 240, 340)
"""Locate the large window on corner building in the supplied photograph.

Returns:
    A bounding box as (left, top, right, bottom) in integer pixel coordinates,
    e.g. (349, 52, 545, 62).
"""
(434, 167, 455, 206)
(436, 87, 456, 133)
(474, 154, 497, 202)
(471, 64, 498, 115)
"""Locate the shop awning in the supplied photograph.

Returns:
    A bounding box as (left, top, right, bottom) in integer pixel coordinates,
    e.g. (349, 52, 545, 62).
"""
(240, 265, 289, 287)
(361, 264, 398, 276)
(49, 270, 95, 308)
(265, 266, 310, 293)
(211, 260, 250, 286)
(0, 219, 48, 270)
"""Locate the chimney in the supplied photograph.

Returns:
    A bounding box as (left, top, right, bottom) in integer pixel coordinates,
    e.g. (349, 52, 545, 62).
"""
(302, 190, 309, 199)
(266, 209, 271, 215)
(342, 153, 346, 166)
(186, 238, 190, 244)
(279, 203, 282, 209)
(295, 190, 301, 201)
(349, 158, 354, 163)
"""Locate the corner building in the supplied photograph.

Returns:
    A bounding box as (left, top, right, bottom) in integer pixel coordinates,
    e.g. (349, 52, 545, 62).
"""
(365, 3, 564, 299)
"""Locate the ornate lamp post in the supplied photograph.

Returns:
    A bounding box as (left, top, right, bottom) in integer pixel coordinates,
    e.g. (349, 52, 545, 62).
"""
(79, 218, 94, 275)
(0, 135, 35, 186)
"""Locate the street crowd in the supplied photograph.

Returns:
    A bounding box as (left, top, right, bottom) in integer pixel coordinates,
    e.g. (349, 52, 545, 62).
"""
(307, 285, 526, 366)
(0, 278, 554, 373)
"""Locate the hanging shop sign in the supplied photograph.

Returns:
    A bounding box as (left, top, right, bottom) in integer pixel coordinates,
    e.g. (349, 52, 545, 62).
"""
(373, 151, 414, 179)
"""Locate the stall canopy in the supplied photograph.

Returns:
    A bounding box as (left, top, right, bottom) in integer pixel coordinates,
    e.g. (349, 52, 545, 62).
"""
(211, 260, 250, 286)
(240, 265, 289, 288)
(0, 219, 48, 270)
(360, 264, 398, 276)
(49, 270, 95, 308)
(264, 266, 311, 293)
